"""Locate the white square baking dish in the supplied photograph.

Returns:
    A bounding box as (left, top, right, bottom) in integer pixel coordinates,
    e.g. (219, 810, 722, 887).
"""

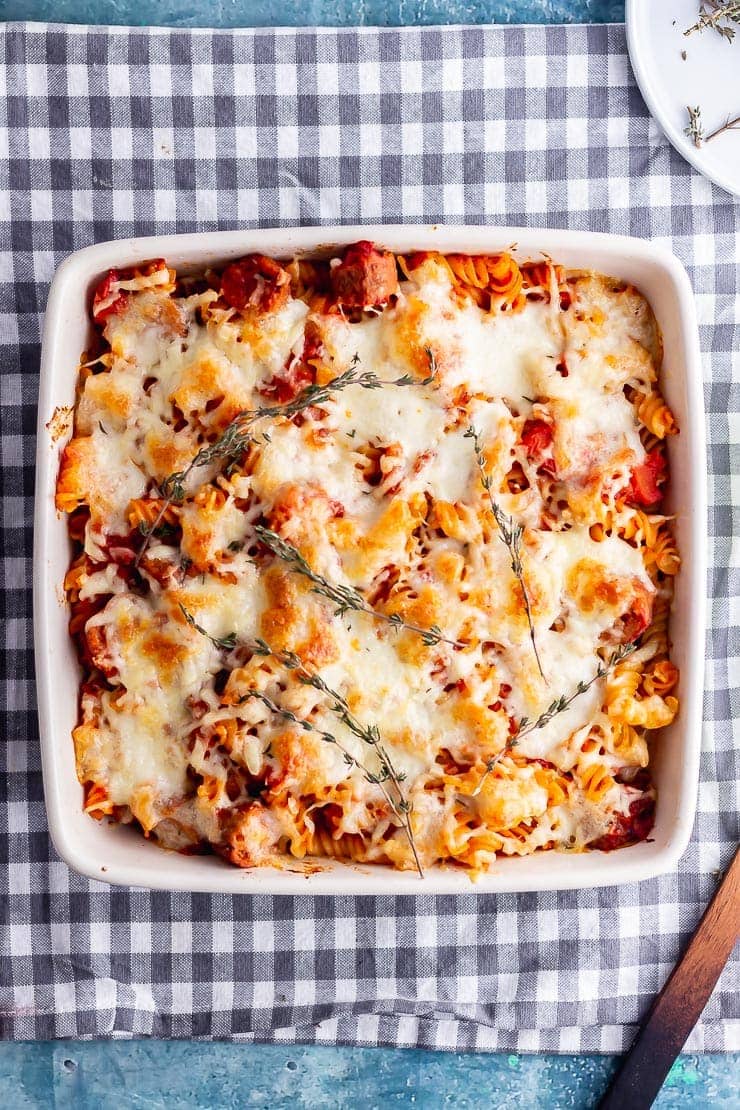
(34, 225, 706, 894)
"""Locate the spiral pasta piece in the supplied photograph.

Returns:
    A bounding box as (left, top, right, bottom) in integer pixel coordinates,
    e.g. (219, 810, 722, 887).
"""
(83, 781, 115, 820)
(639, 427, 662, 455)
(605, 667, 642, 723)
(286, 258, 331, 302)
(619, 509, 664, 548)
(399, 251, 523, 310)
(651, 525, 681, 576)
(578, 763, 616, 803)
(304, 829, 368, 862)
(127, 498, 180, 529)
(643, 659, 679, 697)
(64, 555, 89, 601)
(636, 391, 679, 439)
(429, 499, 481, 542)
(534, 768, 570, 807)
(601, 720, 649, 767)
(644, 590, 672, 656)
(206, 717, 241, 753)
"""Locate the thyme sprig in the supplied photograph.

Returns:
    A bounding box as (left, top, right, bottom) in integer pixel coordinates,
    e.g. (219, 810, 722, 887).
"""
(471, 641, 637, 796)
(255, 526, 461, 649)
(135, 353, 437, 566)
(163, 353, 436, 502)
(684, 105, 740, 147)
(245, 638, 423, 874)
(684, 1, 740, 40)
(516, 641, 637, 737)
(705, 113, 740, 141)
(683, 7, 740, 151)
(180, 604, 423, 875)
(465, 426, 546, 682)
(685, 105, 705, 147)
(240, 688, 409, 843)
(179, 604, 238, 651)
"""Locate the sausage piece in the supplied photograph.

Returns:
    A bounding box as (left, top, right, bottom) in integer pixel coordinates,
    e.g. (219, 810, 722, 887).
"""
(330, 241, 399, 307)
(220, 254, 290, 313)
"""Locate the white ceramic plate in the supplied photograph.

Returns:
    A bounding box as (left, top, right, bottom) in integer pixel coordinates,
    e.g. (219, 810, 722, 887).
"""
(35, 225, 706, 894)
(627, 0, 740, 197)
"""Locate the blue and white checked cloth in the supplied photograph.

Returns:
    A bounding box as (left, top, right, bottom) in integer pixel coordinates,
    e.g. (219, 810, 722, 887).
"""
(0, 20, 737, 1052)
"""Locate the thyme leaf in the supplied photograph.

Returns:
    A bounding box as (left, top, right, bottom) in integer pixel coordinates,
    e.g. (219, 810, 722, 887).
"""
(465, 425, 546, 682)
(255, 526, 461, 649)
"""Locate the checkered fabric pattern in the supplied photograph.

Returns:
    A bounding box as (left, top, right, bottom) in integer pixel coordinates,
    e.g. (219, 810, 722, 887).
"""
(1, 20, 738, 1052)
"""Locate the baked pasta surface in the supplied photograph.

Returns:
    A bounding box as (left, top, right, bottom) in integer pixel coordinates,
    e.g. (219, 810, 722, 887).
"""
(57, 243, 680, 875)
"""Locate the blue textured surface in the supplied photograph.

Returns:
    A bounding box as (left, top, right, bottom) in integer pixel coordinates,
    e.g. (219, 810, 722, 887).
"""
(2, 0, 736, 1106)
(1, 1041, 739, 1108)
(2, 0, 624, 28)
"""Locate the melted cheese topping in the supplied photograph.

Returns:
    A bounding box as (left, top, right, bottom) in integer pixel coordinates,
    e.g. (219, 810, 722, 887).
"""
(60, 251, 676, 874)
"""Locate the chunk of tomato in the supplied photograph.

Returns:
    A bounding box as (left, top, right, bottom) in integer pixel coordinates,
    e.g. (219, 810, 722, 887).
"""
(92, 269, 127, 322)
(521, 418, 556, 475)
(623, 450, 666, 507)
(521, 419, 553, 455)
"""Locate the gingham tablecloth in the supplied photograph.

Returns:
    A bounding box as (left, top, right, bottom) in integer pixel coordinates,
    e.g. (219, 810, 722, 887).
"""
(1, 20, 738, 1053)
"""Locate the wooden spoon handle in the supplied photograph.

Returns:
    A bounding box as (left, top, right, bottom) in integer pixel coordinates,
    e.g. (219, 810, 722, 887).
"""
(599, 847, 739, 1110)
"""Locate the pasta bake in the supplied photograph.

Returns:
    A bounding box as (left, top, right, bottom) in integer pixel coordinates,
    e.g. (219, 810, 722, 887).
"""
(56, 242, 680, 876)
